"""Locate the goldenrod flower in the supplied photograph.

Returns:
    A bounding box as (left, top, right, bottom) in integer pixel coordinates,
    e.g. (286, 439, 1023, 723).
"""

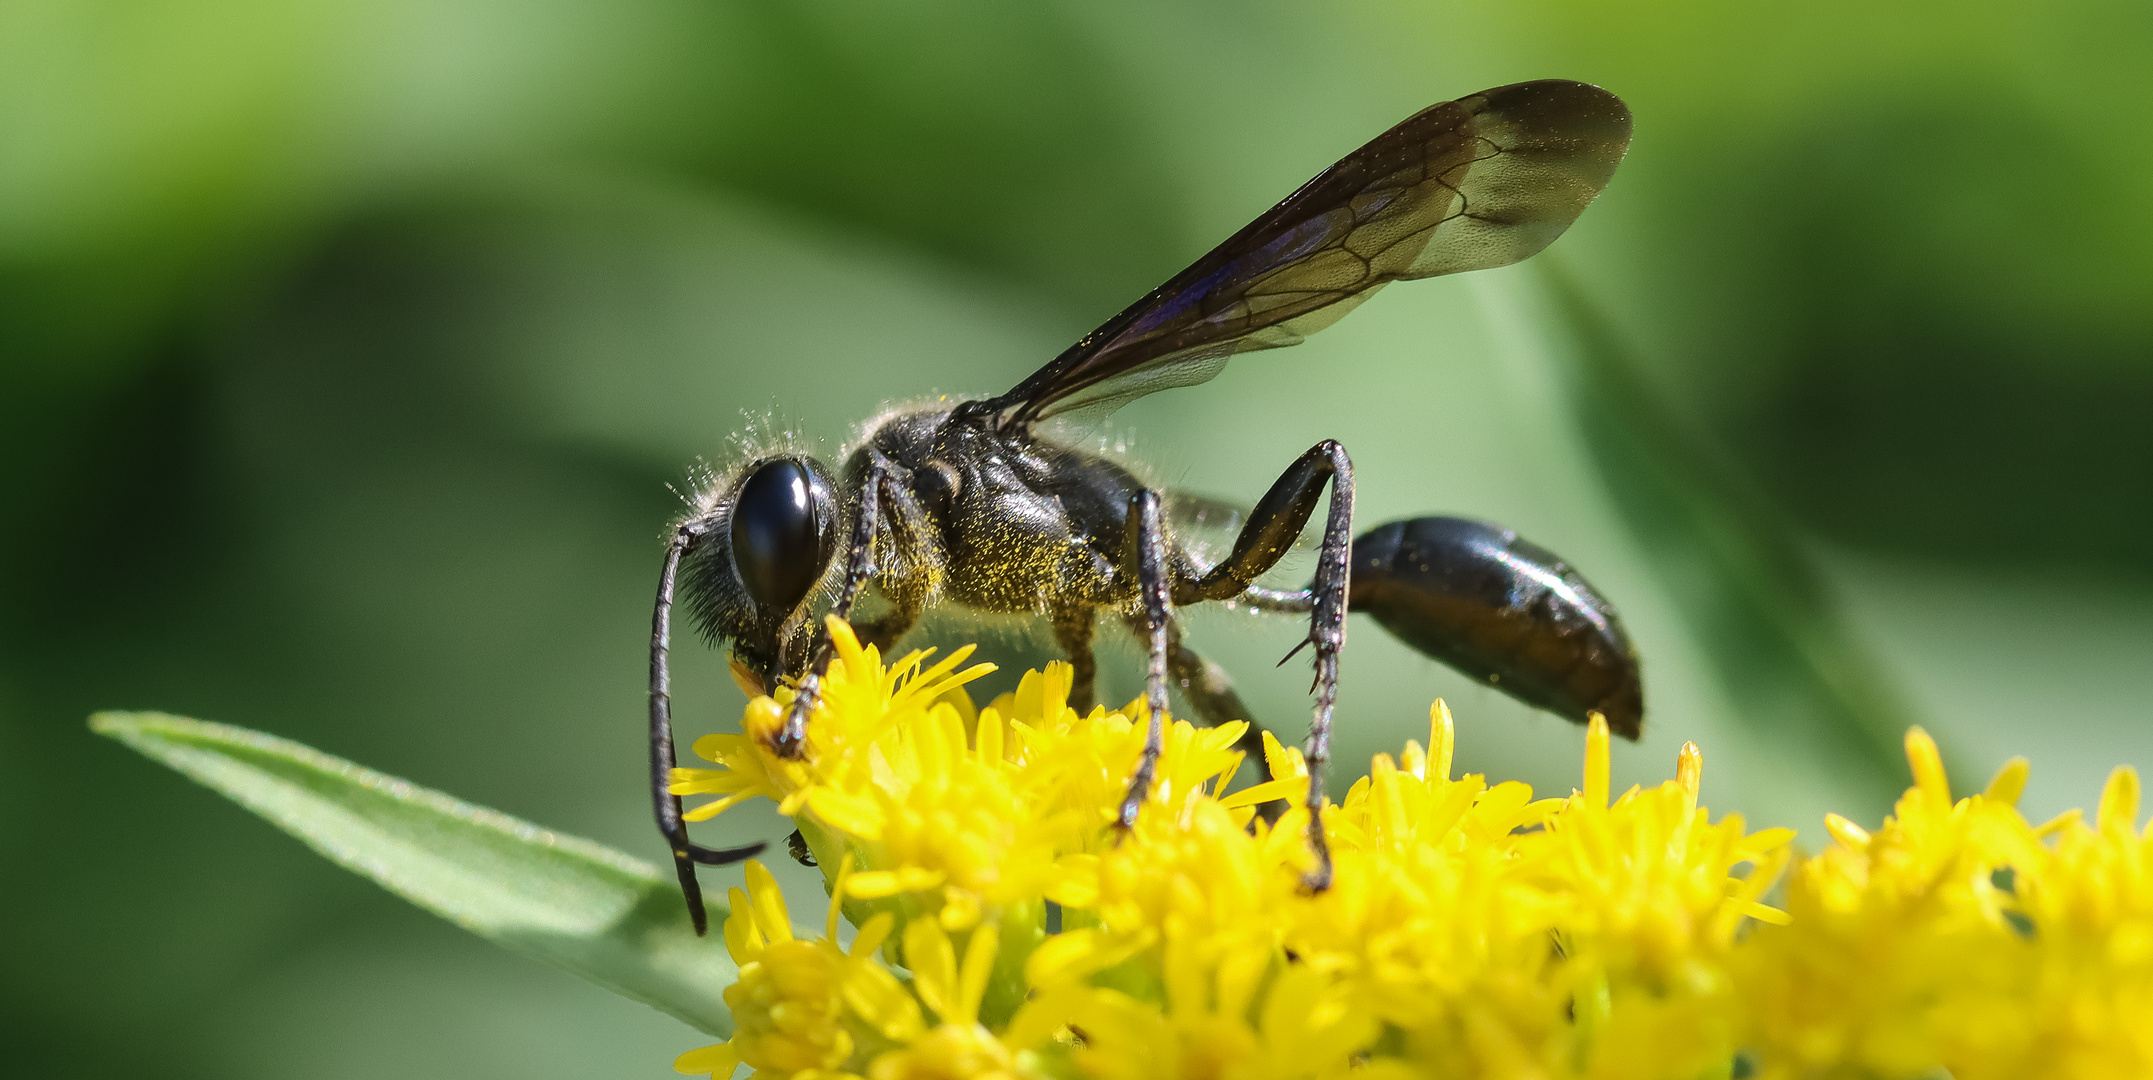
(677, 856, 926, 1080)
(673, 620, 2150, 1080)
(1737, 729, 2153, 1079)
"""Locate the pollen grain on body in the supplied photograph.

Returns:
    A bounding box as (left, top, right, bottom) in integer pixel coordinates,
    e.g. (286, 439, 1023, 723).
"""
(670, 619, 2153, 1080)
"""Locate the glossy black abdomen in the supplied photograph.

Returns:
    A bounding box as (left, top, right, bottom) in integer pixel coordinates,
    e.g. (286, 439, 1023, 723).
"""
(1346, 516, 1643, 737)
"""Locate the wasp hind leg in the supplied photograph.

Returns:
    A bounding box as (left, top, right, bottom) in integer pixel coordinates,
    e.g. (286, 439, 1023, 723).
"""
(1172, 440, 1356, 891)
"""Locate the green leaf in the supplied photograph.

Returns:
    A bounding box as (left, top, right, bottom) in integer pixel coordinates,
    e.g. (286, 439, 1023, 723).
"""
(90, 711, 738, 1037)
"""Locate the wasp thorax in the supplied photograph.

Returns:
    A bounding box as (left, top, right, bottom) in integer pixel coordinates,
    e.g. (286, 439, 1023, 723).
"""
(731, 458, 827, 616)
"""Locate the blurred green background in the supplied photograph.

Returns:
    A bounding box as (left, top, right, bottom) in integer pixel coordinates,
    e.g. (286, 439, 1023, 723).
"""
(5, 0, 2149, 1075)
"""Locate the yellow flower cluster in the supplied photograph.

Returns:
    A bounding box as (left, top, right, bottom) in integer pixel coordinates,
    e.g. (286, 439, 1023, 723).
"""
(671, 619, 2151, 1080)
(1739, 730, 2153, 1079)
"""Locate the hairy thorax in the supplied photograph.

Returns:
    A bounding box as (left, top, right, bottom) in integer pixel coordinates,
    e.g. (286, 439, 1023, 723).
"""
(857, 407, 1147, 618)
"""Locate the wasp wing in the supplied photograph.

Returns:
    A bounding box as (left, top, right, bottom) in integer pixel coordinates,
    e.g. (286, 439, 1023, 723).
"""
(988, 80, 1631, 427)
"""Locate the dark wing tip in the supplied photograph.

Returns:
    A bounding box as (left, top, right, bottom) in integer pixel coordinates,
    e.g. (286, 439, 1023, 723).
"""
(1474, 79, 1634, 177)
(1477, 79, 1634, 138)
(1404, 79, 1631, 268)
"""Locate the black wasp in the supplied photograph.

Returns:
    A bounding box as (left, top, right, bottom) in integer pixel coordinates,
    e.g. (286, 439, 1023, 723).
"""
(650, 80, 1639, 934)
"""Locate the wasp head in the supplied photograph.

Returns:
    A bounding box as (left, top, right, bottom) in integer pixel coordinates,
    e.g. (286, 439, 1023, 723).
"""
(678, 455, 843, 694)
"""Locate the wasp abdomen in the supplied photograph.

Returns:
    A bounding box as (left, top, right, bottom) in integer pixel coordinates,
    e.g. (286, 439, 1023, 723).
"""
(1346, 516, 1643, 738)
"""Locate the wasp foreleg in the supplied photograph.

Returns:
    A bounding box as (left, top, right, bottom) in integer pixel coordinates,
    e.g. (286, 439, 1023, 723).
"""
(650, 519, 770, 935)
(773, 455, 894, 758)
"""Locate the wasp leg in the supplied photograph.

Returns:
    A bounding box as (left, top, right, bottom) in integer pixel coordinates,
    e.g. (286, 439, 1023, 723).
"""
(1151, 620, 1288, 823)
(852, 598, 922, 657)
(1115, 490, 1173, 830)
(1108, 612, 1273, 763)
(1233, 585, 1314, 614)
(1053, 606, 1099, 715)
(852, 481, 936, 656)
(1173, 441, 1353, 891)
(650, 519, 771, 936)
(1158, 623, 1249, 734)
(773, 455, 894, 758)
(1163, 622, 1277, 764)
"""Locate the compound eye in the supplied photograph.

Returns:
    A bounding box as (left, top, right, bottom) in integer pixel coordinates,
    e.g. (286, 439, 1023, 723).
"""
(730, 459, 826, 616)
